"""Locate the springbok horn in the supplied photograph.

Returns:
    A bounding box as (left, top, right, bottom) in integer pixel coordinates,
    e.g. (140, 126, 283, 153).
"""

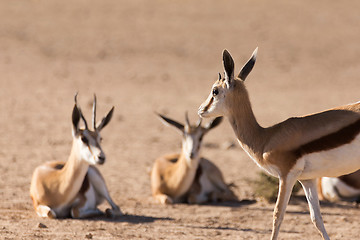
(92, 94, 97, 130)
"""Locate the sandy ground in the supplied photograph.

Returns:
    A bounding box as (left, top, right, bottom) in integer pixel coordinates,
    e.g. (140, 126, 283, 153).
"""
(0, 1, 359, 239)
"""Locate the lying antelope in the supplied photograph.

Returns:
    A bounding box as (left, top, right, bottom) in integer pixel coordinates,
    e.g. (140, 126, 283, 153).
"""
(318, 170, 360, 203)
(198, 48, 360, 240)
(30, 94, 122, 219)
(151, 112, 237, 204)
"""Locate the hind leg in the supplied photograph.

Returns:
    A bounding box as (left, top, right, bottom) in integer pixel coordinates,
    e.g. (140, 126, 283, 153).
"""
(187, 173, 212, 204)
(87, 167, 123, 218)
(300, 179, 330, 240)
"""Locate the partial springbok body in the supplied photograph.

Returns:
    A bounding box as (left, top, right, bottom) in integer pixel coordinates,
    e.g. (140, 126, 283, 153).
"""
(318, 170, 360, 203)
(30, 94, 122, 219)
(151, 113, 237, 204)
(198, 48, 360, 240)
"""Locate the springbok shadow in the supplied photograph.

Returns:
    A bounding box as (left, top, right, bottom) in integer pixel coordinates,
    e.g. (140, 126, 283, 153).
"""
(198, 199, 257, 208)
(78, 213, 174, 224)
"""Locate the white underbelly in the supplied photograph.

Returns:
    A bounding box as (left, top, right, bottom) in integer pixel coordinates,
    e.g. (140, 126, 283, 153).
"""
(299, 135, 360, 180)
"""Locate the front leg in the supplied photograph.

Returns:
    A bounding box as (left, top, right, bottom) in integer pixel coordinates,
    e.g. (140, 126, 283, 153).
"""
(36, 205, 57, 219)
(299, 179, 330, 240)
(271, 174, 298, 240)
(154, 193, 174, 204)
(87, 167, 123, 218)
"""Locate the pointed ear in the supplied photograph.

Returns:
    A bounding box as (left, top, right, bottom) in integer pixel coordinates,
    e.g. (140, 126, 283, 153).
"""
(156, 113, 184, 133)
(96, 107, 114, 131)
(238, 47, 258, 81)
(72, 104, 81, 136)
(223, 49, 235, 82)
(205, 116, 223, 130)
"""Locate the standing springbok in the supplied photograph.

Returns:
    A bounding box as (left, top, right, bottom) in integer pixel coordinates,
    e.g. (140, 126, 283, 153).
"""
(198, 48, 360, 240)
(318, 170, 360, 203)
(151, 113, 237, 204)
(30, 94, 122, 219)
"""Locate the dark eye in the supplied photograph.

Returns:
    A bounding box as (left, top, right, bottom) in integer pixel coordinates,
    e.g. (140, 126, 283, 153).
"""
(81, 136, 89, 144)
(212, 88, 219, 96)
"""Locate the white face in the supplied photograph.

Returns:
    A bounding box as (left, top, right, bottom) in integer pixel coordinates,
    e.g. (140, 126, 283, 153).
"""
(198, 79, 229, 118)
(76, 130, 105, 165)
(182, 126, 204, 160)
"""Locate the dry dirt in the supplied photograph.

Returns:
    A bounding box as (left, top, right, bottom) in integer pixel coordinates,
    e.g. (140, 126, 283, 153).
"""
(0, 1, 359, 239)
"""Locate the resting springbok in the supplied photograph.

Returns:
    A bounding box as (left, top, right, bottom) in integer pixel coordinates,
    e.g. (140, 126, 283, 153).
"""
(30, 94, 122, 219)
(198, 48, 360, 240)
(318, 170, 360, 203)
(151, 112, 237, 204)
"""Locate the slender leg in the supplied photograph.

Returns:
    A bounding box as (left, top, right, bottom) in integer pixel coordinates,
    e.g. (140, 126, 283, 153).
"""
(87, 167, 123, 217)
(299, 179, 330, 240)
(71, 206, 104, 219)
(271, 174, 298, 240)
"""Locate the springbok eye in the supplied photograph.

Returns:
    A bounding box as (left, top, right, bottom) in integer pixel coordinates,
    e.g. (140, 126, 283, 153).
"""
(212, 88, 219, 96)
(81, 136, 89, 145)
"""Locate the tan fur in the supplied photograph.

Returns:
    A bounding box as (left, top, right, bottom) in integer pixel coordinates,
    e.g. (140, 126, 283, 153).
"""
(151, 153, 199, 204)
(30, 144, 87, 212)
(198, 49, 360, 240)
(317, 178, 325, 201)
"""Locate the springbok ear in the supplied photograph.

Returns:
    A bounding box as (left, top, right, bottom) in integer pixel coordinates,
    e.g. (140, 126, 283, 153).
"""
(238, 47, 258, 81)
(156, 113, 184, 133)
(223, 49, 235, 88)
(206, 116, 223, 130)
(74, 92, 89, 130)
(72, 104, 81, 136)
(97, 107, 114, 131)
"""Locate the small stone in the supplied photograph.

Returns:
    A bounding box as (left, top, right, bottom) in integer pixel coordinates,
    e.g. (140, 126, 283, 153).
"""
(37, 223, 47, 228)
(85, 233, 93, 239)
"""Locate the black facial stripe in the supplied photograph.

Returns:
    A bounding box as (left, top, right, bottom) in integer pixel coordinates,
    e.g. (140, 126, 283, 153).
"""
(203, 97, 214, 112)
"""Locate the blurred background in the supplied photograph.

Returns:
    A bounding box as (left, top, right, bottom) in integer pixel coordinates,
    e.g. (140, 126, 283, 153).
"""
(0, 1, 359, 239)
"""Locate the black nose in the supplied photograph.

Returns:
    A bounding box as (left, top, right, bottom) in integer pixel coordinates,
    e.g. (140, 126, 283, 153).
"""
(98, 156, 105, 164)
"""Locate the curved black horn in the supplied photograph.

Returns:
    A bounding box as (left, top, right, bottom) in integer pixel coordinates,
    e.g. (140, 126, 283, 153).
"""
(185, 111, 190, 127)
(92, 94, 97, 130)
(74, 92, 79, 106)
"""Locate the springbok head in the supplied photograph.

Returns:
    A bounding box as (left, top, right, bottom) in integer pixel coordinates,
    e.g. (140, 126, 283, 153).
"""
(72, 93, 114, 165)
(157, 112, 222, 160)
(198, 48, 258, 118)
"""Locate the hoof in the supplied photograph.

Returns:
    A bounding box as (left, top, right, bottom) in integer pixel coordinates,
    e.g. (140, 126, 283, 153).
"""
(159, 195, 173, 204)
(105, 208, 123, 218)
